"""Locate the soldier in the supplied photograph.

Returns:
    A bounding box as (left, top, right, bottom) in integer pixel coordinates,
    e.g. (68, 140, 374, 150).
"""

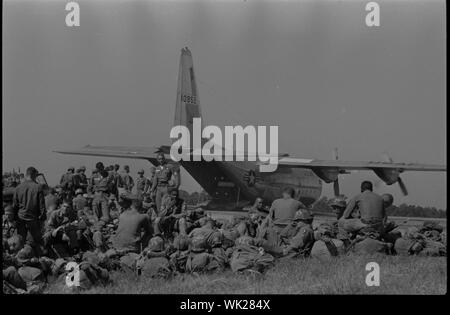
(96, 162, 105, 172)
(145, 166, 156, 194)
(120, 165, 134, 193)
(74, 166, 88, 192)
(150, 153, 179, 212)
(112, 194, 152, 254)
(244, 197, 267, 216)
(339, 181, 386, 233)
(88, 169, 101, 194)
(3, 205, 17, 239)
(281, 210, 315, 257)
(92, 170, 111, 224)
(12, 167, 46, 256)
(136, 169, 150, 198)
(329, 196, 347, 220)
(268, 187, 305, 232)
(154, 187, 187, 238)
(138, 236, 172, 278)
(107, 164, 121, 199)
(43, 200, 78, 254)
(44, 186, 60, 213)
(382, 193, 394, 209)
(60, 167, 75, 199)
(73, 189, 88, 212)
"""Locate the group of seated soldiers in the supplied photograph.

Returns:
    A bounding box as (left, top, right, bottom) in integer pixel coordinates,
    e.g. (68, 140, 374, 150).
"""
(2, 163, 446, 294)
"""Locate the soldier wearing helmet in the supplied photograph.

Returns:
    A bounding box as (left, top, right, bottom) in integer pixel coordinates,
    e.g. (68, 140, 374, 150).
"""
(73, 189, 88, 212)
(3, 204, 17, 239)
(330, 196, 347, 220)
(280, 210, 315, 257)
(138, 236, 171, 278)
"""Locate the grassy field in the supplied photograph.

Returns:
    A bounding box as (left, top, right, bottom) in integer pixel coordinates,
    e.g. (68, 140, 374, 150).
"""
(46, 254, 447, 294)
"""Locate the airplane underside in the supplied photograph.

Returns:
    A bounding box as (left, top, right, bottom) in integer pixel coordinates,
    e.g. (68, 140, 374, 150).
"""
(180, 159, 323, 210)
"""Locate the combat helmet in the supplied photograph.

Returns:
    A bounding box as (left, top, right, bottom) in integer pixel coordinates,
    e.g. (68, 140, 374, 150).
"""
(330, 196, 347, 209)
(235, 235, 255, 246)
(190, 235, 207, 253)
(148, 236, 165, 252)
(293, 209, 314, 222)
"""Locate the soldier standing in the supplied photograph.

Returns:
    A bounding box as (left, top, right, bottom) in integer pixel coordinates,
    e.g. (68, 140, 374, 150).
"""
(92, 170, 111, 224)
(121, 165, 134, 193)
(150, 153, 179, 213)
(12, 167, 46, 256)
(144, 166, 156, 195)
(60, 167, 75, 199)
(136, 169, 150, 198)
(88, 169, 101, 194)
(106, 164, 120, 199)
(74, 166, 88, 192)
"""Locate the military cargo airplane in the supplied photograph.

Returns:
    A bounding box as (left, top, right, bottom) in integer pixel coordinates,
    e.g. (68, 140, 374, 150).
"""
(56, 47, 446, 210)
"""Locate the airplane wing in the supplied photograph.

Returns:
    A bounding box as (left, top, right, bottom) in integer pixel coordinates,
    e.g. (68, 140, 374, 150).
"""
(268, 156, 445, 196)
(54, 145, 172, 164)
(275, 157, 446, 172)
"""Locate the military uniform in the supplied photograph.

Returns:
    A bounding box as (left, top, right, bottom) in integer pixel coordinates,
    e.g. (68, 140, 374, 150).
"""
(60, 171, 75, 198)
(151, 164, 177, 212)
(281, 221, 315, 257)
(135, 175, 150, 198)
(73, 193, 88, 212)
(92, 177, 111, 223)
(107, 171, 120, 199)
(43, 209, 78, 252)
(3, 219, 17, 240)
(137, 236, 171, 278)
(155, 195, 186, 237)
(88, 171, 102, 194)
(73, 168, 88, 192)
(120, 173, 134, 193)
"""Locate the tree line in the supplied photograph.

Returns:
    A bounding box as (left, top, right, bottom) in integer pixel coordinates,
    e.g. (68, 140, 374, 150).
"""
(311, 197, 446, 218)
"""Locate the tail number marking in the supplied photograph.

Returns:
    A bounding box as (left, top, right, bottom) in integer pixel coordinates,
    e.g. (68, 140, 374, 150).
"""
(181, 94, 196, 104)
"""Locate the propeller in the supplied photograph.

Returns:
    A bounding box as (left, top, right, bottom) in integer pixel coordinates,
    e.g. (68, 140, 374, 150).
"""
(332, 147, 340, 197)
(397, 177, 408, 196)
(382, 152, 408, 196)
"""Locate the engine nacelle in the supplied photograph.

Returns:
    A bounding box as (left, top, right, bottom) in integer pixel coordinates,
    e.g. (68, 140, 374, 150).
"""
(373, 168, 400, 185)
(312, 168, 339, 183)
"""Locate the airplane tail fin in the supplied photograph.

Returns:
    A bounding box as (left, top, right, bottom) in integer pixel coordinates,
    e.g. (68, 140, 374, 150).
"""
(173, 47, 202, 142)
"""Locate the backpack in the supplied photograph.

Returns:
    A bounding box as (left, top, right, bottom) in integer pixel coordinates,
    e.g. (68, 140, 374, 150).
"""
(230, 244, 274, 273)
(310, 239, 344, 261)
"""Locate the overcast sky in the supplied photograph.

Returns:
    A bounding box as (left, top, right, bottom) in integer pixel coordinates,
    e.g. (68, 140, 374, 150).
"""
(3, 0, 446, 208)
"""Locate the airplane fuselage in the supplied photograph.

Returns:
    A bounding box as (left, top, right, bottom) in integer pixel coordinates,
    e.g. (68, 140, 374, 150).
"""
(179, 158, 322, 209)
